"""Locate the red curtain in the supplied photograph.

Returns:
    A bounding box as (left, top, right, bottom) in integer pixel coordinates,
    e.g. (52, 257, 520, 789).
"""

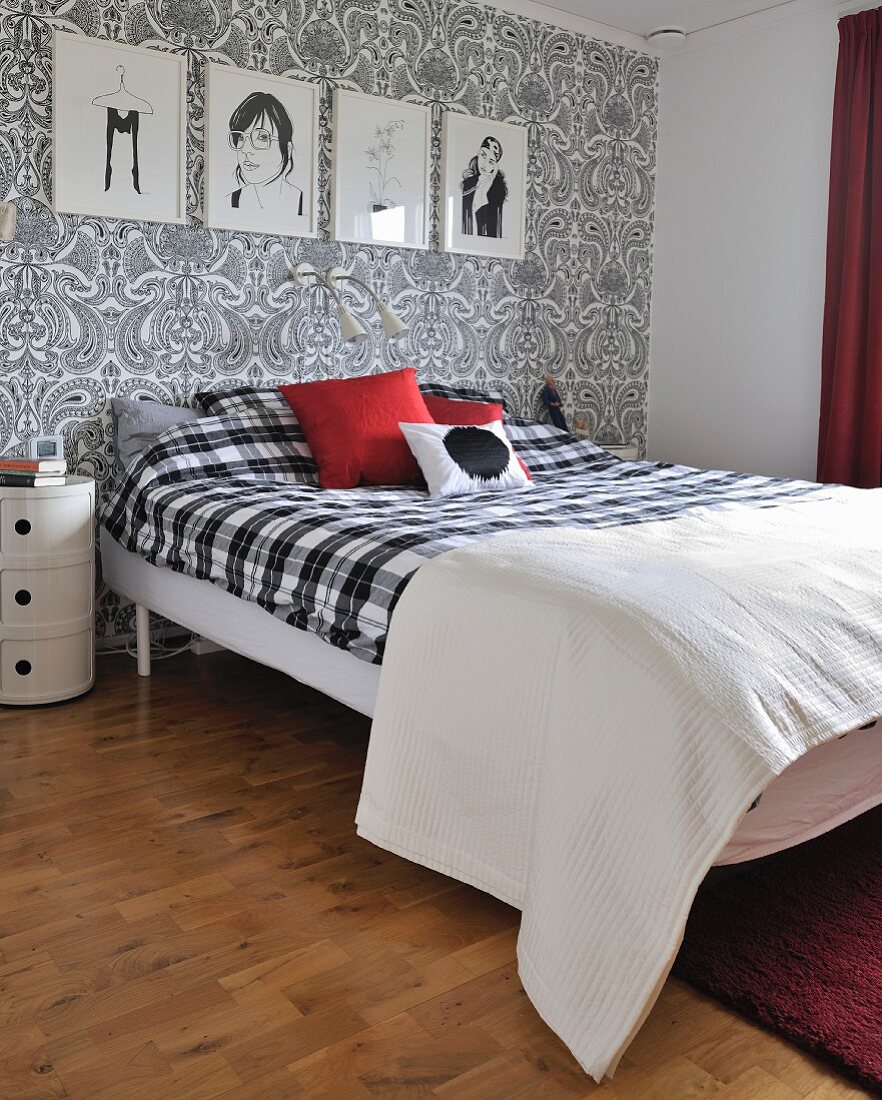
(818, 9, 882, 488)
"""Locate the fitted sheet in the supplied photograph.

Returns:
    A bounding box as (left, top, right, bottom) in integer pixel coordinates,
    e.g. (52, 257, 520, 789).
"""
(719, 720, 882, 863)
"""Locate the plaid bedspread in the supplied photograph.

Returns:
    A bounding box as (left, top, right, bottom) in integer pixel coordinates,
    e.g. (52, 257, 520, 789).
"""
(100, 409, 824, 664)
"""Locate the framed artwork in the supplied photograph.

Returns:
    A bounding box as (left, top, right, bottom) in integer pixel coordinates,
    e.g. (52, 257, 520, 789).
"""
(204, 64, 319, 239)
(330, 90, 430, 250)
(53, 33, 186, 225)
(440, 114, 528, 261)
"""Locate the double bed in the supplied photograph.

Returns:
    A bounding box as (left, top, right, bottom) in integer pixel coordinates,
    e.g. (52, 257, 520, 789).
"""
(99, 392, 882, 1080)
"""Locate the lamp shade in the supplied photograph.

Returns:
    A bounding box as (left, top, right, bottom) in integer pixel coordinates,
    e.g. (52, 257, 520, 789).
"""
(337, 306, 368, 344)
(378, 305, 408, 341)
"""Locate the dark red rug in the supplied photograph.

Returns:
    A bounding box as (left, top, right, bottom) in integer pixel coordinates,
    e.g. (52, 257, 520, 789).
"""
(674, 804, 882, 1095)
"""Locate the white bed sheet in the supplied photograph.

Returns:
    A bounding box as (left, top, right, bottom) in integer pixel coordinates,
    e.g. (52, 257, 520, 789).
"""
(101, 529, 882, 866)
(719, 721, 882, 863)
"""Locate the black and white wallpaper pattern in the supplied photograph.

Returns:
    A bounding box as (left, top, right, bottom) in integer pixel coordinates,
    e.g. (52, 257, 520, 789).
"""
(0, 0, 657, 636)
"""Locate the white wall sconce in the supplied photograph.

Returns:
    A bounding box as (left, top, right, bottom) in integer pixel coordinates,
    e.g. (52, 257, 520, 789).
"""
(292, 259, 365, 341)
(0, 202, 17, 242)
(293, 262, 408, 345)
(325, 267, 409, 342)
(293, 262, 367, 344)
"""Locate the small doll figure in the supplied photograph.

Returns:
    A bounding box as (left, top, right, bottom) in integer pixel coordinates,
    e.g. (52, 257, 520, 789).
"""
(540, 374, 568, 431)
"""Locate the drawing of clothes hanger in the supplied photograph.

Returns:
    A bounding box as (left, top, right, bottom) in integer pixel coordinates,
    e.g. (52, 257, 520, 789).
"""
(92, 66, 154, 194)
(92, 65, 154, 115)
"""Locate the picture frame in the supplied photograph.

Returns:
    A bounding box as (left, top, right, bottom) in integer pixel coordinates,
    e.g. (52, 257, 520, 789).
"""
(204, 64, 319, 239)
(440, 113, 528, 261)
(53, 32, 187, 226)
(330, 90, 431, 250)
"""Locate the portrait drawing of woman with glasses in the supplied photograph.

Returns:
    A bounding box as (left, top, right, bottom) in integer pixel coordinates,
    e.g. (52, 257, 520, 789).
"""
(228, 91, 303, 218)
(460, 136, 508, 238)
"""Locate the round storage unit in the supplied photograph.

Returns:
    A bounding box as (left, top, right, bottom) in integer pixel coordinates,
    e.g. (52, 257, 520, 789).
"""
(0, 476, 95, 705)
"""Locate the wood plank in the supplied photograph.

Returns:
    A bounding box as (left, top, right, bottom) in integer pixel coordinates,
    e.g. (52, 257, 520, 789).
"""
(0, 651, 869, 1098)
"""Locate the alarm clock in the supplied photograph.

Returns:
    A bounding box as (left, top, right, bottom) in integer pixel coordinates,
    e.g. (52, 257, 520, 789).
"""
(28, 434, 65, 462)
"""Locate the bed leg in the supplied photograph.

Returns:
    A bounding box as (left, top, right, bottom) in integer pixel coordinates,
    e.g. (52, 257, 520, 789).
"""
(135, 604, 151, 677)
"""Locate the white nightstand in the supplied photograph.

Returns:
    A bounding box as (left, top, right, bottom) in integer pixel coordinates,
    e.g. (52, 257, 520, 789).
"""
(0, 476, 95, 705)
(601, 444, 640, 461)
(573, 431, 640, 461)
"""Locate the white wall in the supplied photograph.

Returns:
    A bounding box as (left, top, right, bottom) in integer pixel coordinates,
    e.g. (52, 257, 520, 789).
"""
(649, 11, 840, 479)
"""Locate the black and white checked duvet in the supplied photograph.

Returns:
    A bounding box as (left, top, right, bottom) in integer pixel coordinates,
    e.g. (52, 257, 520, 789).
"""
(101, 408, 824, 665)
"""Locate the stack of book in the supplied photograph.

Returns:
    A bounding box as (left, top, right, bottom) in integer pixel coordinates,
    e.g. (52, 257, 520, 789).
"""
(0, 457, 67, 487)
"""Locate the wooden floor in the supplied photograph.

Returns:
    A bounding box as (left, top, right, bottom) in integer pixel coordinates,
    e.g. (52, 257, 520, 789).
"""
(0, 651, 869, 1100)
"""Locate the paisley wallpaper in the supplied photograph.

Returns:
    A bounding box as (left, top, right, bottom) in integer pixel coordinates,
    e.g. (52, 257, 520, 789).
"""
(0, 0, 657, 636)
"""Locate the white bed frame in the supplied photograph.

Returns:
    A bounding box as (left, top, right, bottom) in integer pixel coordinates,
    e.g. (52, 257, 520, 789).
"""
(100, 528, 882, 866)
(100, 529, 380, 716)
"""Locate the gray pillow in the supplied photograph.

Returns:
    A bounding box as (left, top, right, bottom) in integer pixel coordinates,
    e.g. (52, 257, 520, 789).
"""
(110, 397, 199, 472)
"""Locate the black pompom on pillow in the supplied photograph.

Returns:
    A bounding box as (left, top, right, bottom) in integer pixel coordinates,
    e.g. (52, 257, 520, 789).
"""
(399, 420, 533, 499)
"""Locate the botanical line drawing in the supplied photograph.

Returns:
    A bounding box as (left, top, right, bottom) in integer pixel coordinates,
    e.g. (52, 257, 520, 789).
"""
(365, 120, 405, 212)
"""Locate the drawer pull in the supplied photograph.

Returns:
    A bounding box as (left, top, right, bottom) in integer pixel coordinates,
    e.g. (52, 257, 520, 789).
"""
(14, 589, 31, 607)
(14, 660, 31, 677)
(14, 519, 31, 536)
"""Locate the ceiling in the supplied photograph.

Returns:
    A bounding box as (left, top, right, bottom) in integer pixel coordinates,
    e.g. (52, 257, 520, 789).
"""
(539, 0, 806, 36)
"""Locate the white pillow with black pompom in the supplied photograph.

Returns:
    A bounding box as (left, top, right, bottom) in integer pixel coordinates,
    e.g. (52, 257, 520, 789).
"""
(399, 420, 533, 499)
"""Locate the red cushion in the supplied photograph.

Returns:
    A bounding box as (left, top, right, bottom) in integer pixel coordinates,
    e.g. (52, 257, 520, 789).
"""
(280, 368, 433, 488)
(425, 396, 532, 480)
(423, 395, 505, 425)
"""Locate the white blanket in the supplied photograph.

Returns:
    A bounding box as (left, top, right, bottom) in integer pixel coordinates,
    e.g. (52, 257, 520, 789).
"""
(356, 488, 882, 1081)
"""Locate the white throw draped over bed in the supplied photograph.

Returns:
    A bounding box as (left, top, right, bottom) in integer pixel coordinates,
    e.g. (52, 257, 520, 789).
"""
(356, 488, 882, 1081)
